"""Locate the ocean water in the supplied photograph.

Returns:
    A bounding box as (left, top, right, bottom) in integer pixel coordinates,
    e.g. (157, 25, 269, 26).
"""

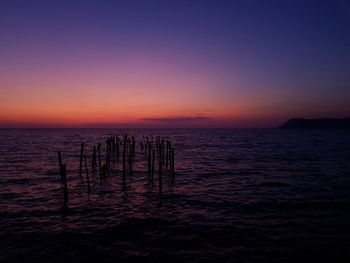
(0, 128, 350, 262)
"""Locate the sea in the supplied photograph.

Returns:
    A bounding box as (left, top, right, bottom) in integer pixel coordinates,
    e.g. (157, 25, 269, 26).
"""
(0, 128, 349, 262)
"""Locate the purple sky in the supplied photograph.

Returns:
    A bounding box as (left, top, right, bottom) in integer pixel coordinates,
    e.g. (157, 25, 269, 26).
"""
(1, 0, 349, 128)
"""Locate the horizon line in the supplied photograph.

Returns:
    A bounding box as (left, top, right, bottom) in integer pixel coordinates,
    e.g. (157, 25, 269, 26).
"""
(0, 126, 276, 129)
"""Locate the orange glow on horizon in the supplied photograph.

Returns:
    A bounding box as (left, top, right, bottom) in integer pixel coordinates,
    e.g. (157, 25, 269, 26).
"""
(2, 48, 348, 128)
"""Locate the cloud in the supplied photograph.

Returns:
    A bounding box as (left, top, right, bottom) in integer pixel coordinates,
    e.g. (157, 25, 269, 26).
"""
(142, 116, 210, 122)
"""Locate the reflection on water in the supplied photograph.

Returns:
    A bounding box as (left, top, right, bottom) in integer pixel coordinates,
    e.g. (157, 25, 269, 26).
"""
(0, 129, 350, 262)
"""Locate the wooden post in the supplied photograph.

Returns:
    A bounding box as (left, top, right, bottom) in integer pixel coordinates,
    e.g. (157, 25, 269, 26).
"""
(116, 136, 120, 162)
(58, 151, 62, 167)
(102, 164, 107, 180)
(145, 136, 148, 156)
(79, 143, 84, 177)
(108, 139, 111, 172)
(108, 138, 112, 171)
(171, 148, 175, 179)
(161, 139, 165, 165)
(129, 140, 133, 176)
(105, 139, 110, 174)
(147, 142, 151, 182)
(112, 136, 115, 162)
(152, 148, 155, 183)
(122, 138, 126, 190)
(97, 143, 102, 180)
(159, 146, 163, 200)
(166, 140, 169, 168)
(84, 155, 91, 193)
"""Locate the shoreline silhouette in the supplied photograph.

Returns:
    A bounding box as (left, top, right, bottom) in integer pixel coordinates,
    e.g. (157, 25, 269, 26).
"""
(279, 117, 350, 129)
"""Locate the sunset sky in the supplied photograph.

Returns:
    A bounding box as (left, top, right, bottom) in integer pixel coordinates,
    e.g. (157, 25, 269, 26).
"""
(1, 0, 349, 128)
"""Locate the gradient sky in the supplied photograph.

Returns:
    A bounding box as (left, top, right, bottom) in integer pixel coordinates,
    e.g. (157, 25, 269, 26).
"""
(1, 0, 349, 128)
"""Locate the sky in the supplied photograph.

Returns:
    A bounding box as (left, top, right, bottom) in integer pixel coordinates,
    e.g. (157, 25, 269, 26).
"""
(0, 0, 349, 128)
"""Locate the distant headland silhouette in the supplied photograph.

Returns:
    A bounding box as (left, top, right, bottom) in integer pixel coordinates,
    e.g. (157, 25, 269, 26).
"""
(280, 118, 350, 129)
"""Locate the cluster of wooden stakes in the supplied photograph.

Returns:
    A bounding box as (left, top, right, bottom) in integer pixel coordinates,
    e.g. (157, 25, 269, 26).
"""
(57, 134, 175, 206)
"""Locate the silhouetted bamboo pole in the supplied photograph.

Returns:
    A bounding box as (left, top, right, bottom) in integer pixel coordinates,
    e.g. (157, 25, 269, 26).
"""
(147, 142, 151, 182)
(152, 148, 155, 183)
(102, 164, 107, 180)
(108, 139, 111, 171)
(145, 136, 149, 156)
(171, 148, 175, 180)
(84, 155, 91, 193)
(108, 138, 112, 170)
(122, 137, 126, 190)
(97, 143, 102, 180)
(105, 139, 110, 174)
(161, 139, 165, 165)
(169, 141, 172, 167)
(156, 136, 160, 153)
(159, 146, 163, 200)
(116, 136, 120, 162)
(112, 136, 115, 162)
(129, 140, 133, 176)
(58, 151, 62, 166)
